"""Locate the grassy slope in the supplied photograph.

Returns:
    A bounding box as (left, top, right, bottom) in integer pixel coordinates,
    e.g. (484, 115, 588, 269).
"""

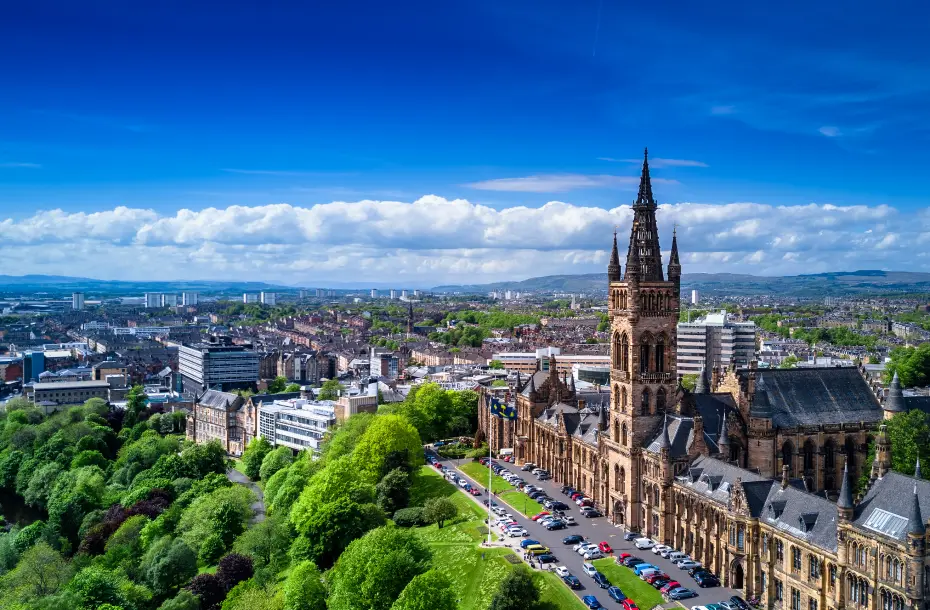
(499, 490, 544, 517)
(459, 461, 514, 494)
(592, 558, 665, 609)
(411, 466, 584, 610)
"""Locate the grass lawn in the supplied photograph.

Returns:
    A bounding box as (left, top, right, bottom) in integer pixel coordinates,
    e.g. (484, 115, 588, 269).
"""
(459, 461, 514, 494)
(412, 466, 584, 609)
(592, 558, 665, 609)
(499, 490, 544, 517)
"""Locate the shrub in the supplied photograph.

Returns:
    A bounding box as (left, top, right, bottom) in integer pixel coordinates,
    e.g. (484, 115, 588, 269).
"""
(216, 553, 254, 592)
(392, 507, 426, 528)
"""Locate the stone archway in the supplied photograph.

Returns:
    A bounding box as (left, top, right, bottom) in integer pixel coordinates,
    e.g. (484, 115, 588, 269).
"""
(731, 559, 745, 590)
(613, 500, 625, 525)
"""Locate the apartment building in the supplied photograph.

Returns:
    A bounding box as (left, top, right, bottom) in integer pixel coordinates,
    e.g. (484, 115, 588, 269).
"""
(257, 398, 337, 453)
(677, 310, 757, 376)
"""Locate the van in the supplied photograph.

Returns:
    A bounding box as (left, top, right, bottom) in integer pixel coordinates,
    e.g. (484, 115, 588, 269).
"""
(521, 462, 536, 471)
(668, 552, 689, 563)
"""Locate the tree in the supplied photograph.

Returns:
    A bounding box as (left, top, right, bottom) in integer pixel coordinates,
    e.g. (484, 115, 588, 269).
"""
(0, 541, 72, 604)
(259, 447, 293, 481)
(283, 383, 302, 393)
(142, 537, 198, 597)
(178, 485, 255, 561)
(123, 385, 149, 429)
(392, 507, 426, 527)
(351, 414, 422, 483)
(423, 497, 456, 529)
(779, 355, 801, 369)
(222, 581, 285, 610)
(241, 437, 273, 480)
(327, 525, 432, 610)
(680, 374, 698, 392)
(399, 383, 453, 441)
(282, 560, 326, 610)
(869, 410, 930, 479)
(216, 553, 254, 592)
(267, 376, 289, 394)
(158, 589, 201, 610)
(292, 499, 385, 569)
(181, 440, 228, 478)
(71, 449, 108, 470)
(320, 412, 376, 461)
(489, 567, 539, 610)
(187, 573, 226, 610)
(376, 468, 411, 515)
(318, 379, 345, 401)
(68, 565, 152, 610)
(233, 512, 291, 578)
(390, 569, 457, 610)
(885, 344, 930, 388)
(488, 360, 504, 370)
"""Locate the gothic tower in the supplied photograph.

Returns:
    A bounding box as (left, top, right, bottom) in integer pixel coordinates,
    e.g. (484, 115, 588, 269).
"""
(605, 148, 680, 531)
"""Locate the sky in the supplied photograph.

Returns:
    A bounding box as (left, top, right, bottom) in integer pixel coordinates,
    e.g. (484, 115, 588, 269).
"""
(1, 0, 929, 286)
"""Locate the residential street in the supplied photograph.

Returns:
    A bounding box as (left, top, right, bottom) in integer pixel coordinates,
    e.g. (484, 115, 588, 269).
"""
(446, 456, 742, 609)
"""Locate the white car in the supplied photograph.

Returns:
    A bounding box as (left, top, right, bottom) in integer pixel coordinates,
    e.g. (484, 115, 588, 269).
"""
(634, 537, 656, 550)
(563, 516, 576, 525)
(505, 513, 514, 520)
(583, 549, 605, 560)
(508, 527, 528, 537)
(658, 546, 676, 558)
(573, 541, 592, 552)
(678, 560, 702, 570)
(577, 543, 599, 556)
(582, 563, 599, 577)
(652, 544, 671, 555)
(555, 566, 571, 577)
(691, 606, 715, 610)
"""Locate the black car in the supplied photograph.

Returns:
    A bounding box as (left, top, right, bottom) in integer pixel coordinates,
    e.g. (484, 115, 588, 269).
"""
(592, 573, 611, 589)
(652, 578, 671, 590)
(563, 574, 582, 589)
(550, 501, 569, 510)
(689, 567, 713, 577)
(561, 486, 574, 495)
(623, 532, 637, 541)
(622, 556, 644, 567)
(693, 572, 719, 588)
(546, 521, 566, 530)
(529, 492, 547, 500)
(582, 509, 603, 518)
(537, 553, 557, 564)
(563, 534, 586, 545)
(730, 596, 751, 610)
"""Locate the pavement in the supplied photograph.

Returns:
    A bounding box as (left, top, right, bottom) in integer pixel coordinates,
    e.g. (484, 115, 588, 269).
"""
(226, 467, 266, 524)
(444, 455, 742, 610)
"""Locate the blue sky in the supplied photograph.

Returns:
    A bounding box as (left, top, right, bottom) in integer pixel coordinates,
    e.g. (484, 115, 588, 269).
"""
(1, 0, 928, 284)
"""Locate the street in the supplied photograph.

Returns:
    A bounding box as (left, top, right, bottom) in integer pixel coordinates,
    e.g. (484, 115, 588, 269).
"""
(448, 456, 742, 609)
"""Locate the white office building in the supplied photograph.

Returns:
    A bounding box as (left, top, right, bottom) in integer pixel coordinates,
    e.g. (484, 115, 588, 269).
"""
(179, 341, 259, 393)
(677, 310, 758, 376)
(182, 292, 199, 306)
(389, 289, 398, 299)
(243, 293, 259, 304)
(691, 290, 700, 305)
(145, 293, 164, 308)
(258, 398, 337, 453)
(370, 289, 378, 298)
(260, 292, 276, 306)
(72, 292, 85, 311)
(161, 293, 178, 307)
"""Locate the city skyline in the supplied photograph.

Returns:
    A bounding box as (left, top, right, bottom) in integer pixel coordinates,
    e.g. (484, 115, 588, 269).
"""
(2, 1, 928, 282)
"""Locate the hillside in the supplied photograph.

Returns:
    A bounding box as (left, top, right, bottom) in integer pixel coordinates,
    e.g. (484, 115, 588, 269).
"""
(0, 274, 291, 295)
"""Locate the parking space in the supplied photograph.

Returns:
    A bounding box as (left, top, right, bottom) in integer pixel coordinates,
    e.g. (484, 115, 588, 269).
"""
(447, 455, 745, 610)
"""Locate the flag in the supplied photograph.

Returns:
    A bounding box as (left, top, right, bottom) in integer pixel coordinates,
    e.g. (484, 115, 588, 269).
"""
(489, 397, 517, 420)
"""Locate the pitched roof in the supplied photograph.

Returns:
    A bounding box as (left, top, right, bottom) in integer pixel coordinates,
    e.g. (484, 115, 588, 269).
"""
(739, 367, 882, 427)
(855, 471, 930, 542)
(198, 389, 242, 410)
(676, 455, 768, 506)
(761, 481, 838, 552)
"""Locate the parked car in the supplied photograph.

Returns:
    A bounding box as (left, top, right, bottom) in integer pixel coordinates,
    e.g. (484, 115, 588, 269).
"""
(582, 596, 603, 609)
(573, 540, 592, 551)
(598, 541, 613, 553)
(521, 462, 536, 471)
(507, 527, 528, 537)
(528, 545, 551, 556)
(607, 586, 626, 602)
(520, 539, 540, 549)
(634, 538, 655, 550)
(678, 560, 702, 571)
(581, 508, 602, 517)
(546, 521, 566, 531)
(667, 552, 689, 563)
(583, 549, 605, 560)
(633, 563, 658, 576)
(693, 572, 719, 588)
(668, 588, 698, 600)
(563, 516, 577, 525)
(652, 544, 671, 555)
(621, 556, 645, 567)
(554, 566, 571, 577)
(593, 572, 611, 588)
(537, 553, 557, 564)
(645, 572, 670, 585)
(563, 534, 585, 545)
(582, 563, 600, 577)
(718, 602, 740, 610)
(621, 599, 639, 610)
(638, 568, 661, 580)
(578, 543, 599, 555)
(660, 581, 682, 593)
(560, 485, 574, 495)
(729, 596, 751, 610)
(531, 512, 550, 521)
(563, 574, 582, 589)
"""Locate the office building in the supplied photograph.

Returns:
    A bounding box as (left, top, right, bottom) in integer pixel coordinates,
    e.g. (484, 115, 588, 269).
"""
(72, 292, 85, 310)
(370, 288, 378, 298)
(243, 293, 259, 304)
(389, 289, 398, 299)
(490, 347, 610, 375)
(677, 310, 757, 375)
(179, 339, 260, 393)
(145, 293, 163, 308)
(161, 293, 178, 307)
(691, 289, 699, 305)
(401, 289, 409, 298)
(413, 289, 423, 297)
(298, 289, 309, 299)
(31, 380, 111, 409)
(181, 291, 199, 306)
(258, 398, 337, 454)
(22, 351, 45, 383)
(260, 292, 276, 306)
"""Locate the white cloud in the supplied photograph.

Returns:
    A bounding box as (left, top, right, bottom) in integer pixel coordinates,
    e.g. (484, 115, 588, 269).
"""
(0, 162, 42, 168)
(0, 197, 919, 284)
(598, 157, 709, 168)
(463, 174, 678, 193)
(819, 126, 842, 137)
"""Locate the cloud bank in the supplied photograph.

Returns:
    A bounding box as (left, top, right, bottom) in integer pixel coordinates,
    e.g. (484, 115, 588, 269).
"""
(0, 197, 922, 285)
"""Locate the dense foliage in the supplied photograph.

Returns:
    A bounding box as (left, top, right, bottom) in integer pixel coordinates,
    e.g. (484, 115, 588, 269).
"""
(885, 344, 930, 388)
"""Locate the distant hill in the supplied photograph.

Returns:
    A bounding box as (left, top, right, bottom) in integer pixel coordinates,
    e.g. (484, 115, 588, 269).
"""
(0, 274, 292, 295)
(433, 270, 930, 297)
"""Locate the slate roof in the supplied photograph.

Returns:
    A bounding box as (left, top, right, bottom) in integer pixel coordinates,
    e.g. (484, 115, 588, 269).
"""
(521, 370, 548, 397)
(536, 401, 602, 446)
(197, 389, 242, 410)
(693, 392, 739, 442)
(646, 415, 697, 457)
(854, 472, 930, 542)
(905, 395, 930, 414)
(761, 482, 838, 552)
(676, 455, 768, 506)
(739, 367, 882, 428)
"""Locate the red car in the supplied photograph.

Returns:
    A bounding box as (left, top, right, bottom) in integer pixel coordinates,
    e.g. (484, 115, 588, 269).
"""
(659, 581, 681, 593)
(622, 600, 639, 610)
(570, 492, 584, 500)
(531, 511, 551, 521)
(645, 572, 669, 584)
(434, 462, 442, 469)
(617, 552, 631, 562)
(598, 541, 613, 554)
(469, 488, 481, 496)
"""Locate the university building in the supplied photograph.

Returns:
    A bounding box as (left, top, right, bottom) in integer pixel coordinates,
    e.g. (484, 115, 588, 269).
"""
(479, 150, 930, 610)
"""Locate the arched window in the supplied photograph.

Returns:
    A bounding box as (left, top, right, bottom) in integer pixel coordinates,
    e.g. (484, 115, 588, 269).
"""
(619, 466, 626, 491)
(782, 441, 794, 476)
(612, 333, 622, 368)
(803, 439, 816, 471)
(613, 419, 620, 443)
(653, 486, 660, 506)
(621, 386, 628, 412)
(656, 387, 667, 413)
(640, 342, 650, 374)
(621, 423, 628, 446)
(641, 388, 650, 415)
(824, 440, 836, 470)
(655, 338, 665, 373)
(620, 334, 630, 372)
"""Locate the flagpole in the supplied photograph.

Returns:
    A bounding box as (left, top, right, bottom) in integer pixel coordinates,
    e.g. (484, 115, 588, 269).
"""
(487, 388, 493, 546)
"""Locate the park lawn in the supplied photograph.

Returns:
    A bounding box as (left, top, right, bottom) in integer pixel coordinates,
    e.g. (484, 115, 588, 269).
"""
(592, 558, 665, 609)
(459, 461, 514, 494)
(411, 465, 488, 521)
(499, 490, 544, 517)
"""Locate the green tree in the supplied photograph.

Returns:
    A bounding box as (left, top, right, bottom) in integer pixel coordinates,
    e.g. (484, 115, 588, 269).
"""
(102, 515, 149, 579)
(488, 567, 539, 610)
(178, 485, 255, 561)
(283, 383, 302, 393)
(423, 497, 456, 529)
(158, 589, 201, 610)
(0, 541, 72, 604)
(241, 437, 273, 480)
(488, 360, 503, 370)
(376, 468, 411, 515)
(69, 564, 152, 610)
(318, 379, 345, 401)
(327, 525, 431, 610)
(320, 413, 376, 461)
(282, 560, 326, 610)
(267, 376, 289, 394)
(885, 344, 930, 388)
(233, 513, 292, 580)
(71, 449, 107, 470)
(390, 569, 457, 610)
(142, 537, 198, 597)
(352, 414, 422, 482)
(291, 499, 385, 569)
(259, 447, 293, 481)
(779, 355, 801, 369)
(873, 410, 930, 478)
(399, 383, 452, 441)
(680, 374, 697, 392)
(23, 461, 63, 509)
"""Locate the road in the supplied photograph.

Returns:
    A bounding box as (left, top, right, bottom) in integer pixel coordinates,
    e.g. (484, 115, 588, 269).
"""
(226, 467, 266, 524)
(447, 456, 741, 609)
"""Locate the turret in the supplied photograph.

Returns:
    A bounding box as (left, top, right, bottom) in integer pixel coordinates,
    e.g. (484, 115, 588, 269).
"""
(718, 409, 730, 457)
(694, 362, 709, 394)
(668, 227, 681, 286)
(837, 460, 855, 521)
(607, 230, 622, 283)
(870, 424, 891, 482)
(655, 414, 671, 452)
(884, 371, 905, 418)
(906, 483, 925, 538)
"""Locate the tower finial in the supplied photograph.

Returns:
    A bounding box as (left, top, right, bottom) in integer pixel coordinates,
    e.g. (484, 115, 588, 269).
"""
(837, 460, 854, 510)
(608, 228, 622, 283)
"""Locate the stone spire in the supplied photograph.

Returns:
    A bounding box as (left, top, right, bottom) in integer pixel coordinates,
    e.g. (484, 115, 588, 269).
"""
(884, 371, 905, 414)
(781, 464, 790, 490)
(527, 373, 536, 396)
(625, 148, 665, 282)
(694, 362, 709, 394)
(569, 373, 576, 395)
(837, 460, 855, 513)
(607, 230, 622, 283)
(668, 226, 681, 283)
(655, 414, 671, 451)
(871, 424, 891, 481)
(751, 375, 773, 417)
(515, 371, 522, 392)
(917, 457, 923, 479)
(718, 409, 730, 454)
(907, 483, 925, 537)
(598, 403, 609, 433)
